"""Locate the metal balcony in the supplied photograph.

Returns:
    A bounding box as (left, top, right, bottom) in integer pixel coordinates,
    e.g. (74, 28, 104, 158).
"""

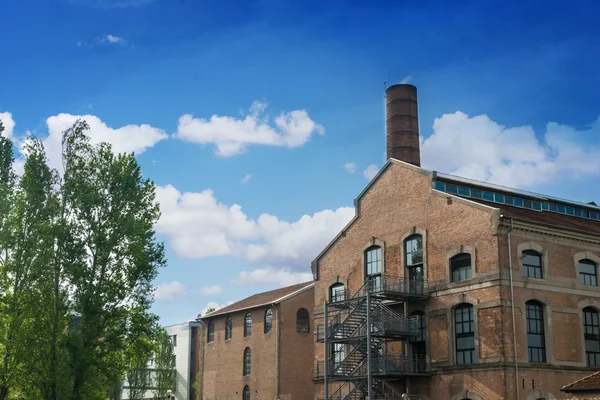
(317, 315, 420, 342)
(315, 355, 430, 380)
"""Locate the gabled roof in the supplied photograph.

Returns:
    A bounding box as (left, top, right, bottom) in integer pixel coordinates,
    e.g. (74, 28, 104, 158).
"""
(561, 371, 600, 393)
(202, 281, 314, 318)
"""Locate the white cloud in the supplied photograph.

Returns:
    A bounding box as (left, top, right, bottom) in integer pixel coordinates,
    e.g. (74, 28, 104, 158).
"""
(174, 100, 325, 157)
(78, 34, 128, 48)
(400, 76, 412, 84)
(344, 162, 357, 174)
(241, 174, 253, 184)
(421, 112, 600, 187)
(42, 113, 167, 171)
(234, 268, 313, 287)
(201, 301, 233, 316)
(200, 285, 223, 295)
(363, 164, 379, 180)
(0, 112, 15, 139)
(154, 281, 186, 301)
(154, 185, 354, 270)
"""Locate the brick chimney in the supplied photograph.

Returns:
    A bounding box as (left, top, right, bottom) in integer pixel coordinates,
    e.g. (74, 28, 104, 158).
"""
(385, 84, 420, 167)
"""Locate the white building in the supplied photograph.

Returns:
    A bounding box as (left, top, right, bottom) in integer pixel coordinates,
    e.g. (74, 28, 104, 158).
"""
(121, 320, 201, 400)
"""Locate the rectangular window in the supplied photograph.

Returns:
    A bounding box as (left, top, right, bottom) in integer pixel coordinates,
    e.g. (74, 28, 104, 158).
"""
(591, 211, 599, 220)
(514, 198, 524, 207)
(575, 208, 582, 217)
(585, 309, 600, 367)
(557, 205, 566, 214)
(446, 184, 458, 194)
(532, 202, 542, 211)
(524, 199, 532, 209)
(549, 203, 557, 212)
(454, 305, 475, 365)
(458, 186, 470, 196)
(566, 206, 575, 215)
(172, 335, 177, 347)
(434, 181, 445, 191)
(366, 247, 382, 276)
(541, 202, 549, 210)
(482, 191, 494, 201)
(579, 261, 598, 286)
(526, 302, 546, 363)
(522, 252, 543, 279)
(582, 210, 590, 218)
(471, 189, 482, 199)
(494, 193, 505, 203)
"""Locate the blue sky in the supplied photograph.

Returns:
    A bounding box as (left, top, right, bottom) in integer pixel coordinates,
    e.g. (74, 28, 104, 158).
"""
(2, 0, 600, 325)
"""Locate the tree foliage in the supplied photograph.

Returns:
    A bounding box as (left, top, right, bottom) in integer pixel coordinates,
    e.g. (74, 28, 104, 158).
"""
(153, 329, 176, 400)
(0, 120, 166, 400)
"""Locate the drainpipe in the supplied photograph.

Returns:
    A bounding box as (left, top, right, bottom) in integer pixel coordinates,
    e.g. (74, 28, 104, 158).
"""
(272, 303, 280, 400)
(507, 218, 520, 400)
(324, 302, 328, 400)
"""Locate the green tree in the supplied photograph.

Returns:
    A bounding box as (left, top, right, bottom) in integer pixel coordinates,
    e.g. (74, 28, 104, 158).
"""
(153, 329, 175, 400)
(59, 120, 165, 399)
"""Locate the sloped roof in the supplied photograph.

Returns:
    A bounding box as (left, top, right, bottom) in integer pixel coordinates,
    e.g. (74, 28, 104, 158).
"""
(561, 371, 600, 392)
(469, 199, 600, 235)
(202, 281, 314, 318)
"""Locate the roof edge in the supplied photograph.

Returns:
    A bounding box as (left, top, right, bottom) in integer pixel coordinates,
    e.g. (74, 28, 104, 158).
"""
(201, 282, 315, 319)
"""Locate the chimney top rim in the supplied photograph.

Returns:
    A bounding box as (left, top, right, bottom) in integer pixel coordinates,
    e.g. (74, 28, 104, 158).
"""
(386, 83, 417, 92)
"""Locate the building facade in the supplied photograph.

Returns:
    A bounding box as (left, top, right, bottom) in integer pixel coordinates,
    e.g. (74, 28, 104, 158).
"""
(122, 320, 201, 400)
(200, 282, 315, 400)
(310, 84, 600, 400)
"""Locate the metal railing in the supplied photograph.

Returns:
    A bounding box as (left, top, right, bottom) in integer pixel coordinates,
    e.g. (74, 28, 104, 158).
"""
(316, 354, 430, 379)
(316, 314, 420, 342)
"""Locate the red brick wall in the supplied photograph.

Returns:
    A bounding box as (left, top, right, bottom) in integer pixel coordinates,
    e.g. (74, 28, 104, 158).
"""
(278, 287, 315, 400)
(201, 307, 277, 400)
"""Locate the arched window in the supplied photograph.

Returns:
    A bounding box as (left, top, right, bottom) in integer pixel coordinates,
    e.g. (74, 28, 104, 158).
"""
(243, 347, 251, 376)
(451, 253, 472, 282)
(526, 300, 546, 363)
(365, 246, 382, 290)
(225, 317, 232, 340)
(522, 250, 543, 279)
(244, 313, 252, 337)
(583, 307, 600, 366)
(207, 320, 214, 343)
(579, 259, 598, 286)
(454, 304, 474, 364)
(242, 385, 250, 400)
(297, 308, 309, 333)
(329, 282, 345, 302)
(264, 309, 273, 334)
(405, 235, 424, 282)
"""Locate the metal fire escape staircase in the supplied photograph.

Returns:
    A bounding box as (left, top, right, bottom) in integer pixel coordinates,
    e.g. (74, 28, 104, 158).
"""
(316, 276, 430, 400)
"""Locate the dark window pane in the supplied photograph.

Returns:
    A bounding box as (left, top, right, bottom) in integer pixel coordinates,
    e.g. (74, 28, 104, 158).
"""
(504, 195, 514, 205)
(482, 191, 494, 201)
(532, 202, 542, 211)
(514, 198, 524, 207)
(549, 203, 557, 212)
(264, 309, 273, 334)
(494, 193, 505, 203)
(405, 236, 423, 267)
(574, 208, 582, 217)
(566, 206, 574, 215)
(526, 301, 546, 363)
(580, 260, 598, 287)
(226, 318, 233, 340)
(557, 205, 566, 214)
(541, 201, 548, 210)
(471, 189, 482, 199)
(244, 313, 252, 337)
(365, 246, 382, 277)
(458, 186, 470, 196)
(446, 184, 458, 194)
(524, 200, 532, 209)
(451, 254, 472, 283)
(434, 181, 445, 191)
(296, 308, 310, 333)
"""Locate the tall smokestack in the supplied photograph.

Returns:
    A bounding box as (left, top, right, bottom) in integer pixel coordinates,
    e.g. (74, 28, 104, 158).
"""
(386, 84, 420, 167)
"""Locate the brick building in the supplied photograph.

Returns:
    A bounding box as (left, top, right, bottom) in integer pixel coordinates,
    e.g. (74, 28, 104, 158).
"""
(311, 84, 600, 400)
(200, 282, 315, 400)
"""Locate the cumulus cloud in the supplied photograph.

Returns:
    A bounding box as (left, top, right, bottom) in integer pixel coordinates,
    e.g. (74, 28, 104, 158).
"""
(154, 184, 354, 270)
(421, 112, 600, 187)
(363, 164, 379, 180)
(235, 268, 313, 287)
(0, 112, 15, 139)
(200, 285, 223, 295)
(174, 100, 325, 156)
(344, 162, 357, 174)
(241, 174, 253, 184)
(154, 281, 186, 301)
(42, 113, 167, 171)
